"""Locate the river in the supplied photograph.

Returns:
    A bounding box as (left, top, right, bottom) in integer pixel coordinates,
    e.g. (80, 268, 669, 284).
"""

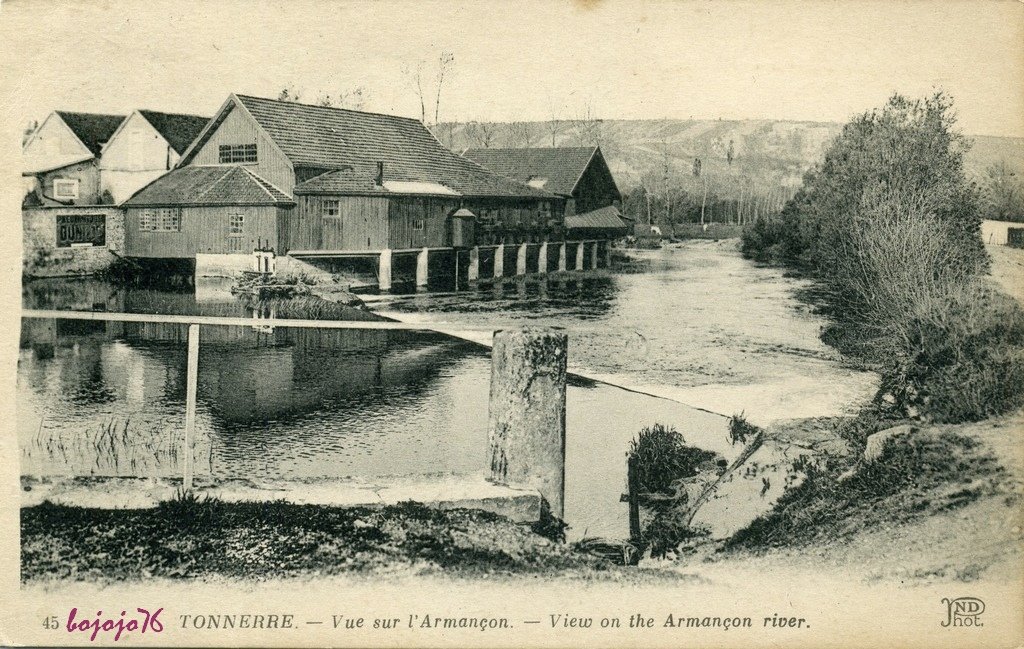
(17, 240, 877, 542)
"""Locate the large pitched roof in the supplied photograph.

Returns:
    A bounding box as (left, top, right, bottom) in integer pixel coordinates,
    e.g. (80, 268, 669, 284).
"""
(138, 110, 210, 154)
(565, 205, 630, 231)
(123, 165, 294, 207)
(188, 94, 554, 199)
(55, 111, 125, 156)
(462, 147, 601, 197)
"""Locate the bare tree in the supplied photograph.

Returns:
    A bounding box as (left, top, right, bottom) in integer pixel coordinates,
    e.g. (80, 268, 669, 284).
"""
(465, 121, 499, 148)
(505, 121, 541, 148)
(433, 50, 455, 126)
(402, 61, 428, 123)
(545, 93, 566, 147)
(404, 50, 456, 125)
(571, 99, 603, 146)
(316, 86, 368, 110)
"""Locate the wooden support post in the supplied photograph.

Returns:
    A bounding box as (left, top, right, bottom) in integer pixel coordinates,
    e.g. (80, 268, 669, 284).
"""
(575, 242, 585, 271)
(516, 242, 528, 276)
(416, 247, 429, 287)
(558, 243, 567, 272)
(488, 328, 568, 520)
(183, 324, 200, 492)
(605, 240, 612, 268)
(590, 241, 599, 270)
(627, 455, 641, 542)
(538, 241, 548, 274)
(494, 243, 504, 278)
(468, 246, 480, 282)
(378, 249, 392, 292)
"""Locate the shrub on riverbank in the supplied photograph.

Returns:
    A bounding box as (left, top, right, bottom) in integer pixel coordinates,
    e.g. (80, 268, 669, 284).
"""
(740, 92, 1024, 423)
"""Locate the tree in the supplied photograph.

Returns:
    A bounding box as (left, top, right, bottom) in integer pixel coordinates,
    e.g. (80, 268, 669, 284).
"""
(505, 121, 541, 148)
(278, 85, 368, 110)
(403, 50, 455, 125)
(981, 159, 1024, 222)
(544, 94, 567, 147)
(787, 91, 986, 276)
(571, 99, 603, 146)
(465, 121, 498, 148)
(316, 86, 368, 110)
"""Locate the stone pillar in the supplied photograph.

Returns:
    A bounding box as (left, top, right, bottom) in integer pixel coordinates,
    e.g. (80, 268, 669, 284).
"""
(516, 242, 528, 276)
(494, 244, 504, 278)
(378, 249, 393, 292)
(575, 242, 585, 271)
(538, 241, 548, 274)
(558, 243, 567, 272)
(416, 247, 429, 287)
(468, 246, 480, 283)
(488, 328, 567, 520)
(590, 242, 599, 270)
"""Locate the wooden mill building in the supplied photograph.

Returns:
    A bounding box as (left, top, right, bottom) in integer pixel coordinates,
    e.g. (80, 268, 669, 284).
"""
(463, 146, 631, 239)
(123, 94, 563, 262)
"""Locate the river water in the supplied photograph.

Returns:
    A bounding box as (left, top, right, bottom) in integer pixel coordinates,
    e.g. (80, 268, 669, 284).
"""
(17, 241, 877, 541)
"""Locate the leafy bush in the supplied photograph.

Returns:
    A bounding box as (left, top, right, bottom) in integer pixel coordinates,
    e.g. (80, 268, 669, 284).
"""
(628, 424, 719, 496)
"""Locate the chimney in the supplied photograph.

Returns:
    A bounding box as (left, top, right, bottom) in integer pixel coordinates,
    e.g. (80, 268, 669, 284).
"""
(375, 161, 385, 187)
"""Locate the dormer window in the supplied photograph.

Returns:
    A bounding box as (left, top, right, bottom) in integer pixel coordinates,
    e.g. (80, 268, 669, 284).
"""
(53, 178, 79, 200)
(219, 143, 257, 164)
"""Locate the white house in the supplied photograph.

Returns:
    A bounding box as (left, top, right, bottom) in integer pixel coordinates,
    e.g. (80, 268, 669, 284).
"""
(98, 109, 210, 203)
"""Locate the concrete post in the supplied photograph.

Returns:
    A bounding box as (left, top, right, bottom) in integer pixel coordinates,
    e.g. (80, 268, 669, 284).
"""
(494, 244, 504, 278)
(516, 242, 528, 276)
(575, 242, 585, 271)
(488, 328, 568, 520)
(558, 243, 567, 272)
(591, 242, 599, 270)
(468, 246, 480, 282)
(538, 241, 548, 274)
(416, 247, 429, 287)
(378, 249, 393, 292)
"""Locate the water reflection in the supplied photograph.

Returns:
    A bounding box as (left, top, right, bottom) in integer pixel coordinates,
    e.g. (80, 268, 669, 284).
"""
(19, 277, 491, 481)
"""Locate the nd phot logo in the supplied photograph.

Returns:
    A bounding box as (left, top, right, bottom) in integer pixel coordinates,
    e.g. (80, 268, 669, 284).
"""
(941, 597, 985, 628)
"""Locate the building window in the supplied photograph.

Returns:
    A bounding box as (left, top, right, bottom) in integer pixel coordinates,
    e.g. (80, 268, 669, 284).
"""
(56, 214, 105, 248)
(218, 143, 257, 164)
(139, 208, 181, 232)
(323, 199, 341, 217)
(229, 213, 244, 236)
(53, 179, 79, 200)
(539, 201, 552, 221)
(412, 217, 425, 231)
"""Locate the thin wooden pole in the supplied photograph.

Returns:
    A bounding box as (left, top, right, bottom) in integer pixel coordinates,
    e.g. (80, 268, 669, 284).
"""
(627, 455, 641, 542)
(183, 324, 200, 492)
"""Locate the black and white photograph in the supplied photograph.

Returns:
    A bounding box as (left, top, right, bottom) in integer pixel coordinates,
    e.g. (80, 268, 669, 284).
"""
(0, 1, 1022, 646)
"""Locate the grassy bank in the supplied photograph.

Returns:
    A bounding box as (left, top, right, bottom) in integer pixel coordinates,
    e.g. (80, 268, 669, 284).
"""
(21, 499, 632, 584)
(726, 427, 1008, 551)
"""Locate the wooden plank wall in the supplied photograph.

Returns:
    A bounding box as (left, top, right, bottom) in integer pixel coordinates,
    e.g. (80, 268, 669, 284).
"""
(124, 206, 278, 258)
(388, 197, 458, 249)
(187, 103, 296, 195)
(290, 195, 389, 251)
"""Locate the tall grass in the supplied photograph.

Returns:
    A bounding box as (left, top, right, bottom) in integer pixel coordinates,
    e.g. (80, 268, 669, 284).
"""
(22, 416, 213, 478)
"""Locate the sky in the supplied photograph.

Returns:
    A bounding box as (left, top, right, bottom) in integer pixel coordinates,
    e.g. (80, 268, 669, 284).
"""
(0, 0, 1022, 137)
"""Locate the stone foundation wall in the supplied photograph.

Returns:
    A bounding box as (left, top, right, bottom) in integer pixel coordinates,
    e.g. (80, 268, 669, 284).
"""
(23, 207, 125, 278)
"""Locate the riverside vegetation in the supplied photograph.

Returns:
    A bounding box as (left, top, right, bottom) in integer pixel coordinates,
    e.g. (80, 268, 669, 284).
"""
(730, 92, 1024, 554)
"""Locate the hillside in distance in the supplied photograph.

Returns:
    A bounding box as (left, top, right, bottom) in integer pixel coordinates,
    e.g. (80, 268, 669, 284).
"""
(437, 118, 1024, 199)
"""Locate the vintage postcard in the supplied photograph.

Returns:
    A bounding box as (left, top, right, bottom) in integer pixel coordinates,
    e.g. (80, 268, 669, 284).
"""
(0, 0, 1022, 646)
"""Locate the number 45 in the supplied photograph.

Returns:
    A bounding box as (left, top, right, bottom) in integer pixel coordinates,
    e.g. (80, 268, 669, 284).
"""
(43, 615, 59, 630)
